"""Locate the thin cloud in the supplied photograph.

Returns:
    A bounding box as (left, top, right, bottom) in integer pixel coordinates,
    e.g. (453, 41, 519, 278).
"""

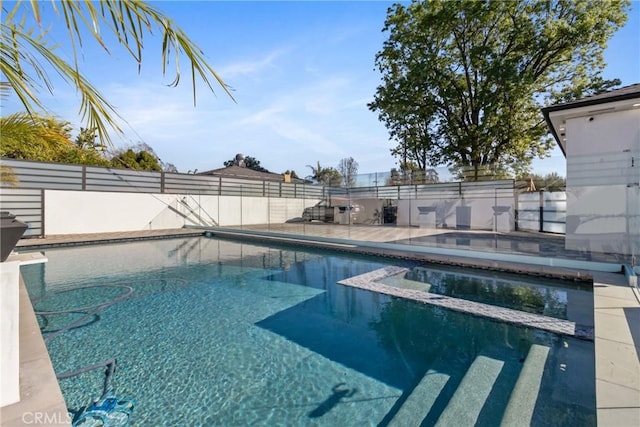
(218, 48, 288, 79)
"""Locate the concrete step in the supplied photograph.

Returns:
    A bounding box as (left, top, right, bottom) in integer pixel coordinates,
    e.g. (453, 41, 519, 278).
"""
(500, 344, 550, 427)
(388, 370, 450, 427)
(435, 355, 505, 427)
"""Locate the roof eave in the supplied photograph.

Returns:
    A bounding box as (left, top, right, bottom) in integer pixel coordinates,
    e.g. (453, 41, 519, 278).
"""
(541, 87, 640, 158)
(542, 109, 567, 157)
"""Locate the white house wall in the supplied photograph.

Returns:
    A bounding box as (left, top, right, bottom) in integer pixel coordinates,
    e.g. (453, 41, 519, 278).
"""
(565, 108, 640, 255)
(44, 190, 321, 234)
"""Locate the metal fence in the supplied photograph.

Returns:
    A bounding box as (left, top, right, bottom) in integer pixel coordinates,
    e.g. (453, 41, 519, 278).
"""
(328, 179, 516, 200)
(0, 158, 327, 198)
(0, 188, 43, 237)
(0, 158, 329, 237)
(1, 158, 565, 237)
(516, 191, 566, 234)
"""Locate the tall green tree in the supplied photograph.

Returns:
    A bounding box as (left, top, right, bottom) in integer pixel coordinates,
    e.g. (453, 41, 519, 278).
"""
(1, 0, 233, 145)
(369, 0, 629, 180)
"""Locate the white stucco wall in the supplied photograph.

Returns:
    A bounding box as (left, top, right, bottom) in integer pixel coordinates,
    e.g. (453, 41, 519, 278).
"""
(565, 108, 640, 255)
(396, 194, 515, 231)
(44, 190, 320, 235)
(45, 191, 185, 234)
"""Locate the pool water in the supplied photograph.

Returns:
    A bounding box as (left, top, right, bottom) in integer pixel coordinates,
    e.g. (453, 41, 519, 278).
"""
(21, 236, 596, 426)
(380, 265, 593, 321)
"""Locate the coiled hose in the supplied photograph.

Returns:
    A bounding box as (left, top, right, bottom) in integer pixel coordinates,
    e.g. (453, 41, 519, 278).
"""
(33, 278, 187, 399)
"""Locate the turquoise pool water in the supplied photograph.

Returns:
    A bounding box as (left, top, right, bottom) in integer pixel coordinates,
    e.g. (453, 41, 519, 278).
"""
(22, 236, 595, 426)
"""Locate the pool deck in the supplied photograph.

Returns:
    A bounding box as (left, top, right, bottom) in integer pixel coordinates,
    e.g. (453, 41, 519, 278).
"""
(4, 226, 640, 426)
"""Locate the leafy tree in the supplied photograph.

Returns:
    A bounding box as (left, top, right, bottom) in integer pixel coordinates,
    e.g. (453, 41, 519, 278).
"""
(110, 142, 179, 172)
(111, 148, 162, 171)
(56, 147, 111, 167)
(129, 142, 177, 172)
(0, 114, 177, 171)
(109, 142, 177, 172)
(1, 113, 73, 161)
(223, 155, 270, 173)
(337, 157, 359, 188)
(369, 0, 629, 180)
(0, 112, 109, 166)
(322, 168, 343, 187)
(1, 1, 233, 145)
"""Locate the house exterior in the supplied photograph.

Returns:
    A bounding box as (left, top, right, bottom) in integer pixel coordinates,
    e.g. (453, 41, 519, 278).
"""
(198, 164, 291, 182)
(542, 84, 640, 258)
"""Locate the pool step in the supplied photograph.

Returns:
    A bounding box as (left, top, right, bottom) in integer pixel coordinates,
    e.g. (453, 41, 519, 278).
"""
(388, 370, 450, 427)
(435, 355, 504, 427)
(500, 344, 550, 427)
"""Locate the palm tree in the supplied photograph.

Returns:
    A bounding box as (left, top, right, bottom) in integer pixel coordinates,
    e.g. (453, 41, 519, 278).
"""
(0, 112, 111, 166)
(0, 113, 75, 161)
(306, 161, 324, 183)
(306, 161, 342, 187)
(1, 1, 234, 145)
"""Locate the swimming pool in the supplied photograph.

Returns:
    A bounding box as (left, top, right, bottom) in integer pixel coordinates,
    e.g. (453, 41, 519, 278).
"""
(21, 236, 596, 426)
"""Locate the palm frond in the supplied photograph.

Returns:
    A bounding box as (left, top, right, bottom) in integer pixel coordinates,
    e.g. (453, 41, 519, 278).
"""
(1, 0, 234, 147)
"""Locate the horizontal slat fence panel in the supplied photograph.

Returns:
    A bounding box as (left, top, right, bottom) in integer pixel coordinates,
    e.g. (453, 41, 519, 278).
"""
(376, 186, 400, 198)
(1, 159, 83, 190)
(0, 188, 43, 237)
(3, 158, 566, 235)
(279, 183, 298, 198)
(85, 167, 161, 192)
(297, 185, 325, 199)
(349, 187, 379, 199)
(164, 173, 220, 194)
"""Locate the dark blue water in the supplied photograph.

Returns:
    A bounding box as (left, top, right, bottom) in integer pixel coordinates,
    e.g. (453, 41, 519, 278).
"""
(397, 265, 593, 321)
(21, 236, 595, 426)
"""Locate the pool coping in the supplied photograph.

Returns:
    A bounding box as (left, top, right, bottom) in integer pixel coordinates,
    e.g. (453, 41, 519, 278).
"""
(10, 228, 640, 426)
(0, 268, 70, 426)
(338, 266, 593, 340)
(199, 227, 606, 281)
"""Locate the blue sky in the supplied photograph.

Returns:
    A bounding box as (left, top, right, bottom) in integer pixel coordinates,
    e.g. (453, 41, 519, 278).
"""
(3, 1, 639, 177)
